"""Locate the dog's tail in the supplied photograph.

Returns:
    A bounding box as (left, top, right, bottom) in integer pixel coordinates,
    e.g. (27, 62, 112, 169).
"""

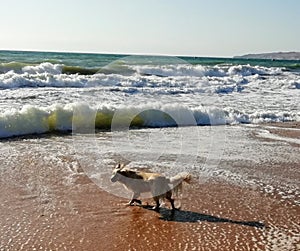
(169, 172, 192, 184)
(169, 172, 191, 197)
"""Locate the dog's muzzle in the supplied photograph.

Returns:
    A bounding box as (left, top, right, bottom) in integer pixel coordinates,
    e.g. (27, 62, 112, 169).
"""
(111, 175, 117, 182)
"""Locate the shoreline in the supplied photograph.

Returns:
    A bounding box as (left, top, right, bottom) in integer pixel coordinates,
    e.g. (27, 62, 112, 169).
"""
(0, 122, 299, 250)
(1, 120, 299, 142)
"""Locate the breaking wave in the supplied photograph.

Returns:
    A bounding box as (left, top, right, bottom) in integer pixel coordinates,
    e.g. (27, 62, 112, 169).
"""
(0, 61, 285, 90)
(0, 103, 298, 139)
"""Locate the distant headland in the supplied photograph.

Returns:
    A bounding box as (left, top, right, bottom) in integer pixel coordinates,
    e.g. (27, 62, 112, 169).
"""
(234, 52, 300, 60)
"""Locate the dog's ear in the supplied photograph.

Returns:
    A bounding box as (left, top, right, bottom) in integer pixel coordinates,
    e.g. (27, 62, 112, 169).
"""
(113, 163, 120, 170)
(114, 163, 126, 170)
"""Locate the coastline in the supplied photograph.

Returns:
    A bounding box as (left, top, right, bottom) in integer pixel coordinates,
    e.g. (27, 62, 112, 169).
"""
(0, 122, 299, 250)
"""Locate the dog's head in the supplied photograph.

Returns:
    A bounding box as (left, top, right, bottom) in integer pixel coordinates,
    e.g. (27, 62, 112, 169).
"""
(110, 163, 125, 182)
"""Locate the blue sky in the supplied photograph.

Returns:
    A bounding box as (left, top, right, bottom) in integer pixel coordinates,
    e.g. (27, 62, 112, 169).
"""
(1, 0, 299, 57)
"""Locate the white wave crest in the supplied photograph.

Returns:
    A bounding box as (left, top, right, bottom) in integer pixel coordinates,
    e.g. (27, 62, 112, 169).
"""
(133, 64, 282, 78)
(0, 103, 299, 139)
(22, 62, 63, 75)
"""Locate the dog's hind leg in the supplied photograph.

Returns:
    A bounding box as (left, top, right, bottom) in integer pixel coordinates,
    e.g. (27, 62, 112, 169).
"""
(166, 191, 177, 210)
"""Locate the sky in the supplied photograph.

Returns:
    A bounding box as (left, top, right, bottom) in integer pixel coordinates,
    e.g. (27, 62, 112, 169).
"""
(1, 0, 300, 57)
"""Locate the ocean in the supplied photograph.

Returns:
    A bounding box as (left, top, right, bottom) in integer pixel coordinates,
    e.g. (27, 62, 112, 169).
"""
(1, 49, 299, 194)
(0, 50, 299, 138)
(0, 50, 300, 249)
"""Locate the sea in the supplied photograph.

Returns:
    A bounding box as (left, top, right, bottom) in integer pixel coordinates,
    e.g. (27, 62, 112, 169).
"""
(0, 50, 299, 138)
(0, 49, 299, 199)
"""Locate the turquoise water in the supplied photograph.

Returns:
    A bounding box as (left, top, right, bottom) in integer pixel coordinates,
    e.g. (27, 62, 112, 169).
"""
(0, 50, 299, 138)
(1, 50, 299, 73)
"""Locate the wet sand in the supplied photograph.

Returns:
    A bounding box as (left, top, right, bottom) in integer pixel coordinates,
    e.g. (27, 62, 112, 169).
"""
(0, 123, 299, 250)
(0, 170, 299, 251)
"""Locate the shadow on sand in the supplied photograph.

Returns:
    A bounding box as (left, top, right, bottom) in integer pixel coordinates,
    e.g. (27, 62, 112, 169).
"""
(141, 205, 265, 228)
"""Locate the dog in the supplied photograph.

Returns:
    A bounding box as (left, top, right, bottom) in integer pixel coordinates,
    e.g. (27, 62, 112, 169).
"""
(111, 163, 191, 210)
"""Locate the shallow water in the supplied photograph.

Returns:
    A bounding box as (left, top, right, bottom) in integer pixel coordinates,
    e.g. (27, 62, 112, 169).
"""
(0, 124, 299, 250)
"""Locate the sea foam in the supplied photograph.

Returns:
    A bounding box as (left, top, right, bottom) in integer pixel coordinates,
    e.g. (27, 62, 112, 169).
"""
(0, 103, 298, 139)
(1, 57, 299, 139)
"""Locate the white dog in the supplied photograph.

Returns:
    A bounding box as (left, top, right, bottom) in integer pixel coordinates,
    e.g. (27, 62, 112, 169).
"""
(111, 163, 191, 210)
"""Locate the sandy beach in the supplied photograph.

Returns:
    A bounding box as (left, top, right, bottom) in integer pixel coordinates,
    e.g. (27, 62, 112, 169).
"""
(1, 1, 300, 249)
(0, 123, 299, 251)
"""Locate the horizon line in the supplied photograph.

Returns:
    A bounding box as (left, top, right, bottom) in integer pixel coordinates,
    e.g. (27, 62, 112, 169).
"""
(0, 48, 235, 59)
(1, 48, 299, 60)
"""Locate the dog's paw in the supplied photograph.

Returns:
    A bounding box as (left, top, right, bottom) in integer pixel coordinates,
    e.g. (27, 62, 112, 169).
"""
(135, 199, 142, 205)
(124, 202, 134, 206)
(152, 206, 160, 212)
(126, 200, 142, 206)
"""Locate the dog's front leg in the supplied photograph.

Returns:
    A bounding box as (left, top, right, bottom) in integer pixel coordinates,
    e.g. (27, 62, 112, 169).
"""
(128, 192, 142, 206)
(166, 191, 177, 210)
(152, 196, 160, 211)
